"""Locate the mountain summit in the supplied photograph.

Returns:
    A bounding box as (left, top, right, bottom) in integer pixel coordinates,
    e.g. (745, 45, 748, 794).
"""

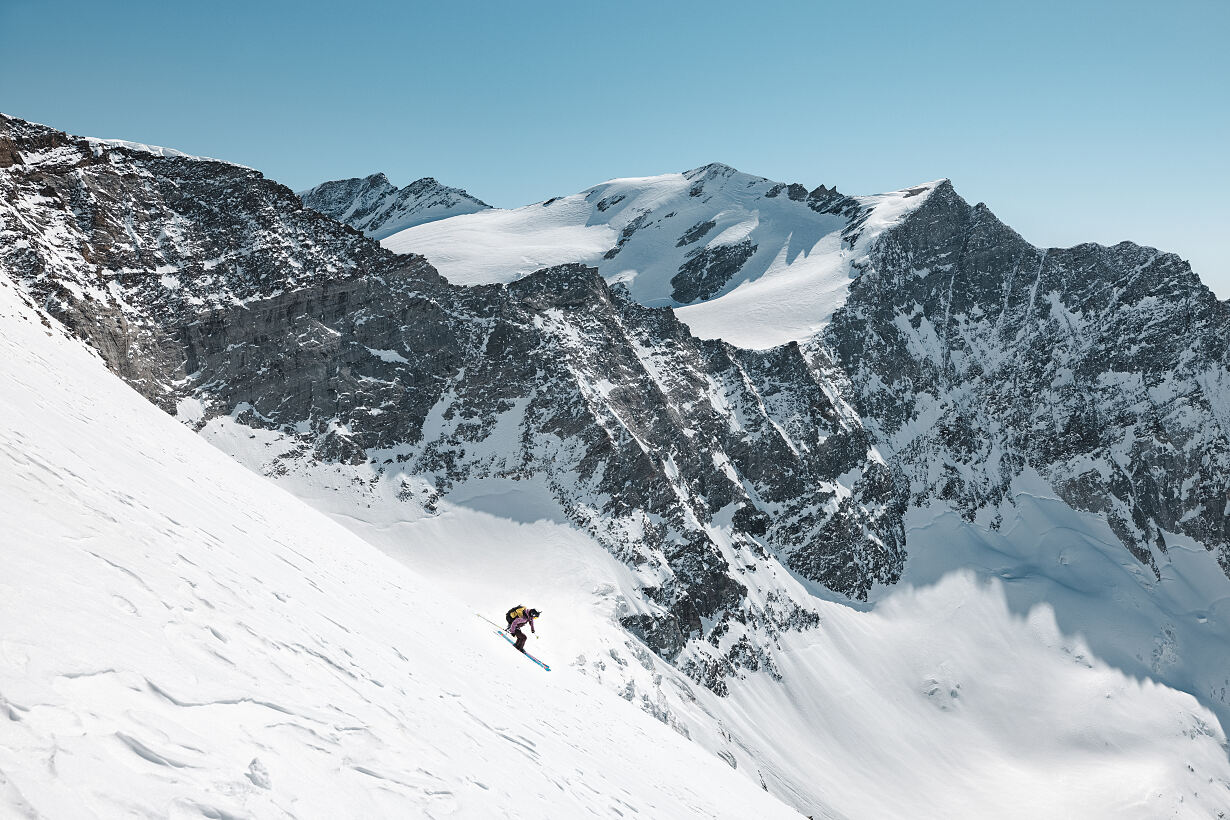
(379, 163, 946, 348)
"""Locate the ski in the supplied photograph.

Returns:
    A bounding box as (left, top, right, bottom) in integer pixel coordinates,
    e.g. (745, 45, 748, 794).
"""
(495, 630, 551, 671)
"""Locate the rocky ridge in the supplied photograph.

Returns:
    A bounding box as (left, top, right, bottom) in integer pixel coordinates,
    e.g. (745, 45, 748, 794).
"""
(823, 180, 1230, 575)
(379, 156, 1230, 583)
(299, 172, 490, 239)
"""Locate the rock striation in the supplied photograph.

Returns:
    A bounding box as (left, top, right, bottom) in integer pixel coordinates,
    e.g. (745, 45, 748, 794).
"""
(825, 180, 1230, 573)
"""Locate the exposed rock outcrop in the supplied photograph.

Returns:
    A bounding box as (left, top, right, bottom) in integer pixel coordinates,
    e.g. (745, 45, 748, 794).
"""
(0, 115, 901, 692)
(300, 172, 490, 238)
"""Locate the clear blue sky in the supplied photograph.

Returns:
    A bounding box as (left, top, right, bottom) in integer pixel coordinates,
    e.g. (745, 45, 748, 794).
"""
(4, 0, 1227, 295)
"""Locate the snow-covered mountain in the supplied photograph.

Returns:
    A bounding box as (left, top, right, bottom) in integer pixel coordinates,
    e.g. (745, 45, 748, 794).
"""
(381, 162, 939, 349)
(300, 172, 490, 239)
(6, 112, 1230, 817)
(0, 275, 802, 820)
(823, 182, 1230, 571)
(376, 159, 1230, 591)
(0, 114, 903, 645)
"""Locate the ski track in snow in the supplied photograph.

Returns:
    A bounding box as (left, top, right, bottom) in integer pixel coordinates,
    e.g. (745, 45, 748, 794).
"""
(0, 274, 801, 819)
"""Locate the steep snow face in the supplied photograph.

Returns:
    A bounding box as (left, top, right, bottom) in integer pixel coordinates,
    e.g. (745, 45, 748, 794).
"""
(382, 163, 944, 348)
(6, 267, 1230, 818)
(300, 173, 491, 238)
(0, 275, 803, 820)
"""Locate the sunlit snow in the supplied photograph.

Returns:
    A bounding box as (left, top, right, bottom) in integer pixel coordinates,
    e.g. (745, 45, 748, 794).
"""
(382, 167, 944, 349)
(0, 276, 802, 819)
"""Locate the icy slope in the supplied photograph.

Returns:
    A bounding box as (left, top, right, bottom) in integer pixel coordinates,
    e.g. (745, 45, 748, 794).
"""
(300, 173, 491, 239)
(381, 163, 942, 348)
(0, 276, 802, 819)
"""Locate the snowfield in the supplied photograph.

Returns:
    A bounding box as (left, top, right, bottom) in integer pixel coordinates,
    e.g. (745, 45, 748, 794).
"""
(0, 276, 802, 819)
(381, 166, 944, 349)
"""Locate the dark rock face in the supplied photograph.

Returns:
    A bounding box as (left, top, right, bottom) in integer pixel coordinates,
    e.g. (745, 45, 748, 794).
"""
(300, 172, 490, 239)
(1, 115, 902, 693)
(672, 240, 757, 303)
(676, 219, 716, 247)
(765, 182, 808, 200)
(603, 211, 650, 260)
(0, 114, 399, 411)
(824, 180, 1230, 573)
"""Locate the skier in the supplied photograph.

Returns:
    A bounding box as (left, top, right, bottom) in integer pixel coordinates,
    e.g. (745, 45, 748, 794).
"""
(504, 605, 541, 653)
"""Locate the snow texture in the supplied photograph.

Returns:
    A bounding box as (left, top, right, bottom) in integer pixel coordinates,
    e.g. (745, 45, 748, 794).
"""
(0, 275, 802, 819)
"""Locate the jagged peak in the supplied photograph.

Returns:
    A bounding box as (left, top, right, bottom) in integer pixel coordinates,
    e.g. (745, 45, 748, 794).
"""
(299, 171, 491, 237)
(894, 178, 952, 198)
(302, 174, 487, 205)
(871, 178, 965, 223)
(299, 173, 394, 198)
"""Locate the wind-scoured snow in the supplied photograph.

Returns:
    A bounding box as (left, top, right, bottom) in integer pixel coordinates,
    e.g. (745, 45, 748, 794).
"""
(381, 165, 944, 348)
(0, 276, 802, 820)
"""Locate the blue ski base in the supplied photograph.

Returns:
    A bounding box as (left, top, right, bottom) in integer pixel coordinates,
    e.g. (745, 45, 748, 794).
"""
(497, 630, 551, 671)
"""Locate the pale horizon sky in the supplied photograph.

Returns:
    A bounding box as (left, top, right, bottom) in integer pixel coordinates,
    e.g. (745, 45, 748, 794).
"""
(3, 0, 1226, 296)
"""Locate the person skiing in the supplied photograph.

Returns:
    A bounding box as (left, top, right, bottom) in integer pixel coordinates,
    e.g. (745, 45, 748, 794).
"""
(504, 605, 541, 653)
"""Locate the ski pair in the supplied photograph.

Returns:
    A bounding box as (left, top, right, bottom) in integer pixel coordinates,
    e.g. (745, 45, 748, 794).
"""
(475, 613, 551, 671)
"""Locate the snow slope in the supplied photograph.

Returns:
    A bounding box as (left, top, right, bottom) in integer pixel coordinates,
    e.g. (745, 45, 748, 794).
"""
(0, 275, 803, 819)
(197, 413, 1230, 819)
(381, 164, 942, 349)
(9, 114, 1230, 818)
